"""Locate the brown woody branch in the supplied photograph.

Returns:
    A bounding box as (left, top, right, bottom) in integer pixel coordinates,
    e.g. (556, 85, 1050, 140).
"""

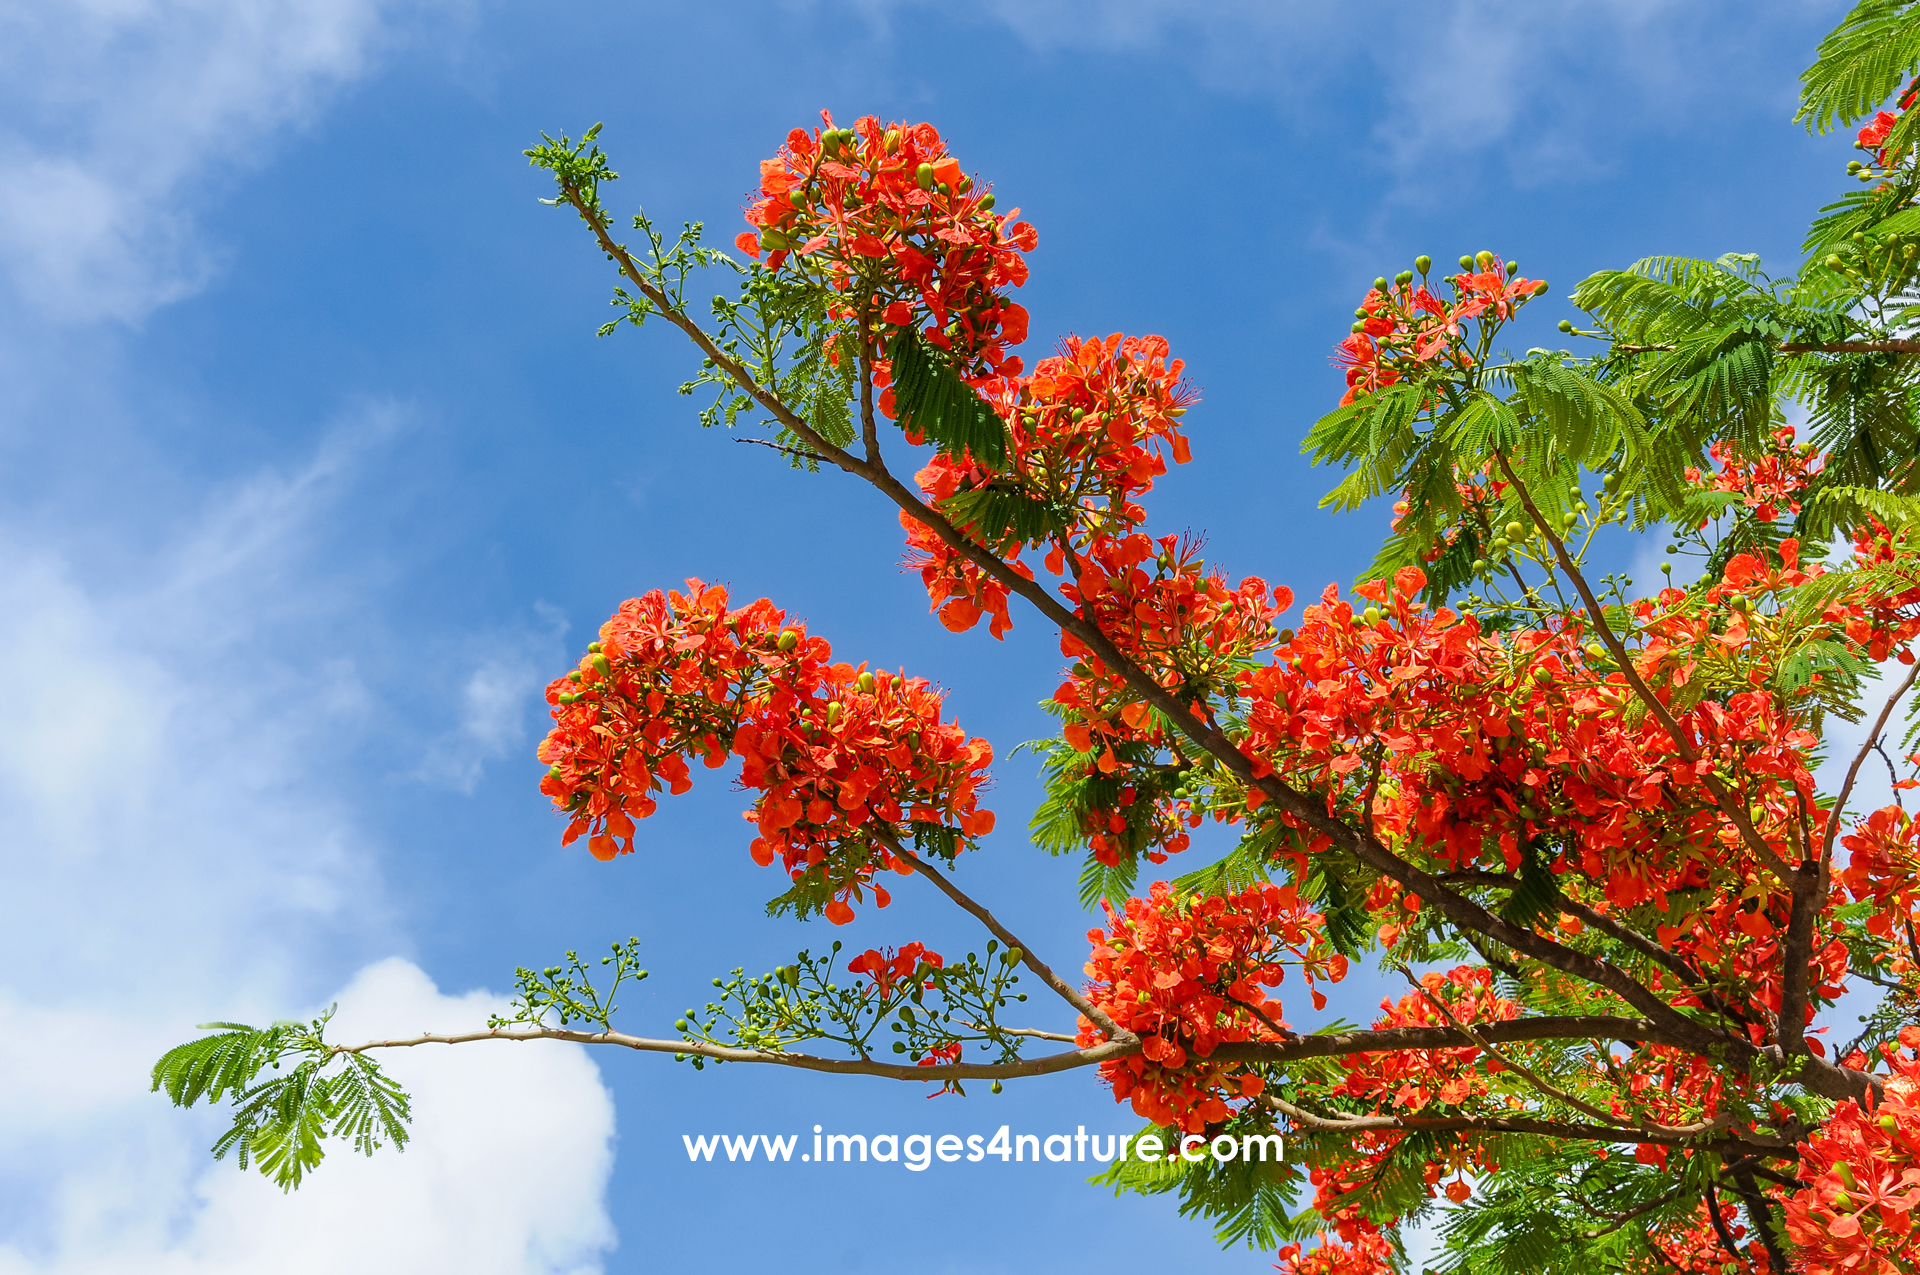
(546, 180, 1830, 1096)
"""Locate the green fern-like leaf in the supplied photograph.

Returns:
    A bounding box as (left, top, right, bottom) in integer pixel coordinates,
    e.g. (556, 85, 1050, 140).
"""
(889, 331, 1008, 468)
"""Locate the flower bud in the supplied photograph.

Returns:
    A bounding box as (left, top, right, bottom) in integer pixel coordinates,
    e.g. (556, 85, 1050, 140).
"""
(1557, 318, 1574, 333)
(979, 192, 996, 210)
(1459, 255, 1475, 270)
(884, 129, 901, 154)
(1276, 628, 1295, 644)
(1373, 276, 1390, 293)
(588, 641, 603, 653)
(1414, 255, 1432, 274)
(1362, 606, 1382, 626)
(916, 163, 935, 190)
(592, 653, 612, 676)
(778, 630, 800, 652)
(1394, 270, 1413, 286)
(1505, 521, 1524, 539)
(826, 701, 844, 727)
(857, 671, 876, 693)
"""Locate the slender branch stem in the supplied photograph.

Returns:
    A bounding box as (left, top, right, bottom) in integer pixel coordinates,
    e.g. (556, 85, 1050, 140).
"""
(1258, 1093, 1779, 1152)
(1821, 656, 1920, 864)
(884, 834, 1132, 1043)
(330, 1023, 1134, 1081)
(1704, 1179, 1745, 1266)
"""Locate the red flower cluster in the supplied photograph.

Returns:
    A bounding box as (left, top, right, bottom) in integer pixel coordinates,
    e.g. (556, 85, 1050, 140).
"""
(535, 580, 993, 923)
(1331, 967, 1518, 1113)
(1841, 806, 1920, 977)
(737, 113, 1035, 377)
(1335, 256, 1547, 406)
(1684, 425, 1820, 523)
(1784, 1030, 1920, 1275)
(1077, 880, 1343, 1132)
(846, 941, 944, 999)
(900, 331, 1200, 640)
(1274, 1229, 1393, 1275)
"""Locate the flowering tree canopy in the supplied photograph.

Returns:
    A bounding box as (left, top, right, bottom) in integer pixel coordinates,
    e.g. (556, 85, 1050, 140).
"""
(153, 3, 1920, 1270)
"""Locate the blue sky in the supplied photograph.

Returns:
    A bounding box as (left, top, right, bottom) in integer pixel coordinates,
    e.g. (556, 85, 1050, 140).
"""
(0, 2, 1869, 1272)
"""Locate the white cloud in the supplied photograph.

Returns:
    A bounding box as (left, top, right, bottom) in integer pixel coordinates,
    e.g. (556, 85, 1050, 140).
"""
(0, 960, 616, 1275)
(875, 0, 1814, 186)
(0, 417, 618, 1271)
(0, 0, 460, 323)
(413, 603, 571, 794)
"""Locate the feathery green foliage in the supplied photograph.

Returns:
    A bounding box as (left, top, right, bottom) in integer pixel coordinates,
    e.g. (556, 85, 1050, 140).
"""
(150, 1011, 411, 1192)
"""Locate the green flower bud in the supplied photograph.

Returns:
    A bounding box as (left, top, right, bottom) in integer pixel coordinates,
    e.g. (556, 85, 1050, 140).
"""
(916, 163, 935, 189)
(1557, 318, 1574, 333)
(778, 630, 800, 652)
(979, 192, 996, 210)
(1505, 521, 1524, 539)
(592, 653, 612, 676)
(1363, 606, 1383, 626)
(1394, 270, 1413, 286)
(990, 1080, 1004, 1093)
(826, 701, 844, 727)
(1276, 628, 1295, 644)
(857, 671, 876, 693)
(1414, 255, 1432, 274)
(1459, 255, 1475, 270)
(587, 641, 602, 653)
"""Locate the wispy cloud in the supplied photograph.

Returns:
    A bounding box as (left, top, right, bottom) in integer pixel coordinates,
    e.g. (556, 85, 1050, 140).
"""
(413, 603, 571, 794)
(0, 414, 615, 1271)
(0, 0, 462, 323)
(863, 0, 1818, 188)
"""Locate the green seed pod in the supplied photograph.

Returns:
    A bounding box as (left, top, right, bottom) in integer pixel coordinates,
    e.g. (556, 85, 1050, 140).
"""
(1414, 255, 1432, 274)
(777, 630, 800, 652)
(916, 163, 935, 189)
